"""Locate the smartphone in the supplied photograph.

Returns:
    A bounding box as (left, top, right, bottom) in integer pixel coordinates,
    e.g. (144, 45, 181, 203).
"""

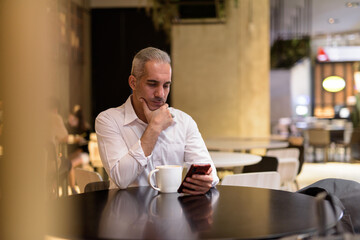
(177, 163, 211, 193)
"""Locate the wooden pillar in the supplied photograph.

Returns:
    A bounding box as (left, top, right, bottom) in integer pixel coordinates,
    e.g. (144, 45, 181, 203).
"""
(0, 1, 55, 239)
(237, 0, 270, 137)
(172, 0, 270, 138)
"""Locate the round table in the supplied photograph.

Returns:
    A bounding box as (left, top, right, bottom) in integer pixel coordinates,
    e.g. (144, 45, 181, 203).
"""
(210, 151, 261, 168)
(47, 186, 340, 240)
(205, 137, 289, 152)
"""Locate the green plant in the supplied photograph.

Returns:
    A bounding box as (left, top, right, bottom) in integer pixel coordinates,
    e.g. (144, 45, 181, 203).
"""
(270, 37, 310, 69)
(147, 0, 226, 42)
(354, 62, 360, 72)
(146, 0, 179, 41)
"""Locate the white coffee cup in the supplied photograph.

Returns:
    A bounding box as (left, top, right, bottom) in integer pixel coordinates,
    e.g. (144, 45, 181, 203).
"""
(148, 165, 182, 193)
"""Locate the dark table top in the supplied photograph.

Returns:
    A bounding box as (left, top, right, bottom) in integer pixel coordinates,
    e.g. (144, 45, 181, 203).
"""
(47, 186, 340, 240)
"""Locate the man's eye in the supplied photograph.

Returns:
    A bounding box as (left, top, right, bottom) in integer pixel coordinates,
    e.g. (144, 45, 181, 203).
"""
(164, 84, 171, 88)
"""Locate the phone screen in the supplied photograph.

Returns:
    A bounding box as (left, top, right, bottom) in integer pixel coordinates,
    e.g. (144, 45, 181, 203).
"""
(177, 164, 211, 193)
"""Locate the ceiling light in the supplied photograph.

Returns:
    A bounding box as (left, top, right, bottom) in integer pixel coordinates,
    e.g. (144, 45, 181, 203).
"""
(328, 18, 338, 24)
(346, 2, 360, 7)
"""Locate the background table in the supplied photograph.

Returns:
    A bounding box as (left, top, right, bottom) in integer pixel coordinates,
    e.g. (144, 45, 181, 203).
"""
(209, 151, 261, 168)
(48, 186, 340, 240)
(205, 137, 289, 152)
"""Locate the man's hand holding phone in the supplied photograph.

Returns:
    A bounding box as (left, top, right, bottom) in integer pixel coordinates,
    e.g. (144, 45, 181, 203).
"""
(177, 164, 213, 195)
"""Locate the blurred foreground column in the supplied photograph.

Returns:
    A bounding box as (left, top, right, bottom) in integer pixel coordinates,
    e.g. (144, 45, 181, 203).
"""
(0, 1, 54, 239)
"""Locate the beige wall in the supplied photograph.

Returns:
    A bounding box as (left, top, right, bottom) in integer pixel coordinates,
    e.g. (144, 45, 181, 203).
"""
(171, 0, 270, 138)
(0, 1, 51, 239)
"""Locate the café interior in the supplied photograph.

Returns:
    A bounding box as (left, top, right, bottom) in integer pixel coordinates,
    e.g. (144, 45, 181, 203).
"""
(1, 0, 360, 239)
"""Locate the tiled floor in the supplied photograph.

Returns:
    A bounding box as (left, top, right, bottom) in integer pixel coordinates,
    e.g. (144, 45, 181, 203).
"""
(296, 162, 360, 190)
(295, 141, 360, 191)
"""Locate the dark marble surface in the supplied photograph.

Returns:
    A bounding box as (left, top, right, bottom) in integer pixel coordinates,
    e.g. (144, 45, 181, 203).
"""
(48, 186, 340, 239)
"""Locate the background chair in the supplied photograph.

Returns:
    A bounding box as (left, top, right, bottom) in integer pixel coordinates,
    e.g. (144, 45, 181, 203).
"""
(288, 136, 305, 174)
(84, 180, 110, 193)
(350, 128, 360, 161)
(221, 172, 281, 190)
(242, 156, 278, 173)
(75, 168, 103, 193)
(329, 129, 350, 162)
(88, 134, 103, 168)
(266, 148, 300, 191)
(298, 178, 360, 234)
(46, 141, 71, 198)
(88, 134, 108, 180)
(306, 128, 331, 162)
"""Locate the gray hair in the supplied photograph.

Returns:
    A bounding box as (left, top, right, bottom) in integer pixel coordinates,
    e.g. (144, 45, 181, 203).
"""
(131, 47, 171, 80)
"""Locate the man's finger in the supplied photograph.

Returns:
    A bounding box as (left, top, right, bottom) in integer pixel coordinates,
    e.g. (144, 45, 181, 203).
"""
(140, 98, 151, 115)
(162, 103, 169, 109)
(191, 174, 213, 182)
(185, 178, 212, 189)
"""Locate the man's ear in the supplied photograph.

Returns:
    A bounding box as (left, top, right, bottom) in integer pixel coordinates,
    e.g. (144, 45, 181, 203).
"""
(129, 75, 137, 90)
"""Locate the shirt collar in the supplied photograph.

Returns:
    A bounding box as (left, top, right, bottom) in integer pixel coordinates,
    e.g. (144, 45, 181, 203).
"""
(124, 95, 140, 126)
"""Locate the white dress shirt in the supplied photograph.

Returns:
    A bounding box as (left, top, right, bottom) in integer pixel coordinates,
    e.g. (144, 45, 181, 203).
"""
(95, 96, 219, 189)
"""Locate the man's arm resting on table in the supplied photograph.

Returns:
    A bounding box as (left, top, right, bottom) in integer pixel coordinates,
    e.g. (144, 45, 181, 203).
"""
(96, 113, 149, 189)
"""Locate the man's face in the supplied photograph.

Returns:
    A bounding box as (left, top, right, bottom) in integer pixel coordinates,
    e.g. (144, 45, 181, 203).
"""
(130, 60, 172, 111)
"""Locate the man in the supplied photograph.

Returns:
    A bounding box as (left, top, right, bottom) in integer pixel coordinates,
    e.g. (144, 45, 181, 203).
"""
(95, 47, 218, 195)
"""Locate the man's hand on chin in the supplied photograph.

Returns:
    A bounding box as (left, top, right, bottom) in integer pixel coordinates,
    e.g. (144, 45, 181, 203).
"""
(140, 98, 173, 132)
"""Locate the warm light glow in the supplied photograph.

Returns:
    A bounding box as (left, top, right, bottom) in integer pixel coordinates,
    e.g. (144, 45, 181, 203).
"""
(314, 107, 335, 118)
(296, 95, 309, 105)
(347, 96, 357, 106)
(322, 76, 346, 92)
(339, 108, 350, 118)
(355, 72, 360, 91)
(346, 2, 360, 8)
(296, 105, 308, 116)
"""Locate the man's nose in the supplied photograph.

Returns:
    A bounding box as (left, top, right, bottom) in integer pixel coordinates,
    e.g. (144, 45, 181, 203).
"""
(154, 86, 165, 98)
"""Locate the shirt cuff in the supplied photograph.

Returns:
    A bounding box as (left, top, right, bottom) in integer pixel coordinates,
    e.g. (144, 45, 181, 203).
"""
(212, 178, 220, 187)
(128, 139, 152, 167)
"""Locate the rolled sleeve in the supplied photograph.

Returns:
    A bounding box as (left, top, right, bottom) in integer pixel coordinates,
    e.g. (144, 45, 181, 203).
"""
(129, 139, 152, 167)
(96, 111, 148, 189)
